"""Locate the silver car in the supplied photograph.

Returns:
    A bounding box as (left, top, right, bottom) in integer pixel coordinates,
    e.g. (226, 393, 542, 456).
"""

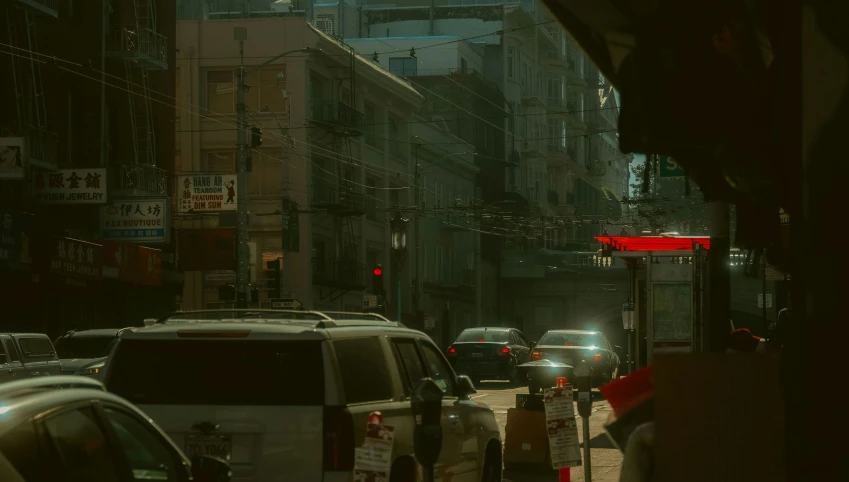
(53, 328, 131, 379)
(0, 376, 230, 481)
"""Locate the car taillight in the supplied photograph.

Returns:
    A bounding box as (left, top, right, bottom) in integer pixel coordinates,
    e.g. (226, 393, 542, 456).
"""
(532, 350, 541, 360)
(593, 353, 602, 361)
(323, 406, 355, 471)
(498, 347, 510, 356)
(447, 346, 457, 355)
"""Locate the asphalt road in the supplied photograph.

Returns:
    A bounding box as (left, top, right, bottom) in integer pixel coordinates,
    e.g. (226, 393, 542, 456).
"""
(471, 381, 623, 482)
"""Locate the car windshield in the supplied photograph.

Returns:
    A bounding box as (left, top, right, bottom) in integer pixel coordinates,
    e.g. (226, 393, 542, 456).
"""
(455, 330, 509, 343)
(538, 332, 601, 348)
(54, 335, 116, 359)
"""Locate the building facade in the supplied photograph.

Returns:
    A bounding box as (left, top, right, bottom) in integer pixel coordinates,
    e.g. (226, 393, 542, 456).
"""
(175, 14, 424, 313)
(1, 0, 178, 337)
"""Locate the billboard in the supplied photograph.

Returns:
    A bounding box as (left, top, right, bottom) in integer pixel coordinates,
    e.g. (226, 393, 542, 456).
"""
(177, 174, 237, 213)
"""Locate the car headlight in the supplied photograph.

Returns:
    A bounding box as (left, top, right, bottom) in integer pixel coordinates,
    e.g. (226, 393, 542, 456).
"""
(83, 362, 106, 376)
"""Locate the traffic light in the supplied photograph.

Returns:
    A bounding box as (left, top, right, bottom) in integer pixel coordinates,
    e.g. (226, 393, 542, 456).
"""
(219, 284, 235, 302)
(372, 264, 385, 297)
(251, 126, 263, 147)
(267, 258, 281, 295)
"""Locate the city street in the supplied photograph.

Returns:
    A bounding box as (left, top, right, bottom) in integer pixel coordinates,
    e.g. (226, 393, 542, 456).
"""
(471, 381, 623, 482)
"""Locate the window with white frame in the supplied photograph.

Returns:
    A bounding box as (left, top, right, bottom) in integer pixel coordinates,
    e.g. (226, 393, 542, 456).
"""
(204, 151, 236, 172)
(245, 68, 288, 113)
(207, 70, 235, 114)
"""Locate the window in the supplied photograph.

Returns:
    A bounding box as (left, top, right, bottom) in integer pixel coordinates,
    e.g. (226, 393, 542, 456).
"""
(17, 337, 55, 358)
(43, 408, 121, 482)
(55, 335, 116, 359)
(365, 177, 378, 222)
(204, 151, 236, 172)
(206, 70, 235, 114)
(392, 339, 427, 394)
(419, 342, 455, 396)
(333, 338, 392, 403)
(388, 115, 402, 159)
(3, 340, 20, 362)
(460, 57, 468, 73)
(246, 68, 287, 113)
(456, 329, 509, 343)
(507, 47, 515, 79)
(104, 407, 187, 482)
(364, 104, 379, 149)
(107, 340, 325, 405)
(389, 57, 417, 77)
(0, 420, 50, 480)
(247, 148, 284, 196)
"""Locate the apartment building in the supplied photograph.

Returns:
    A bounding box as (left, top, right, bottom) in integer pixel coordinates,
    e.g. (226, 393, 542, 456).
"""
(175, 14, 423, 312)
(0, 0, 178, 335)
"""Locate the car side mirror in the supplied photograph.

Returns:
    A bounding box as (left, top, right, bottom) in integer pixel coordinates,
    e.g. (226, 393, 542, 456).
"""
(613, 345, 623, 355)
(529, 341, 537, 348)
(191, 455, 231, 482)
(456, 375, 477, 397)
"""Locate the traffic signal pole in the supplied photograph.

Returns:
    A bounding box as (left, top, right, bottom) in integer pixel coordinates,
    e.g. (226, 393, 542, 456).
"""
(236, 38, 250, 309)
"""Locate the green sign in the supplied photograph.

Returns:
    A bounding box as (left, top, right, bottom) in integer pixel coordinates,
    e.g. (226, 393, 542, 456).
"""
(658, 155, 686, 178)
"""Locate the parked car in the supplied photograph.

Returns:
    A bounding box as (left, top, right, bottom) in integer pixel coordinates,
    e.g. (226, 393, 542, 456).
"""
(445, 327, 534, 385)
(0, 333, 61, 382)
(528, 329, 622, 394)
(103, 309, 503, 482)
(0, 376, 230, 482)
(53, 328, 130, 379)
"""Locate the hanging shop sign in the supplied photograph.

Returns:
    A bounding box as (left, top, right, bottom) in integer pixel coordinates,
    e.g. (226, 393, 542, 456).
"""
(0, 210, 33, 271)
(204, 270, 236, 282)
(46, 237, 104, 280)
(101, 198, 169, 243)
(177, 174, 237, 213)
(102, 241, 163, 286)
(32, 168, 107, 204)
(0, 137, 25, 180)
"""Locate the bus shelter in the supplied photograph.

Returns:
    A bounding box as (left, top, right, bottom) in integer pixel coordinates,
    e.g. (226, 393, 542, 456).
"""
(595, 236, 711, 367)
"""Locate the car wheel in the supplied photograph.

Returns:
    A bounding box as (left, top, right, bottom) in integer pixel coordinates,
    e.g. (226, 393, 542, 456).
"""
(481, 441, 502, 482)
(507, 360, 520, 386)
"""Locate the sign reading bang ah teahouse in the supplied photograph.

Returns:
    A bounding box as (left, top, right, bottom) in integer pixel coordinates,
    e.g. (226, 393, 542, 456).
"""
(177, 174, 237, 213)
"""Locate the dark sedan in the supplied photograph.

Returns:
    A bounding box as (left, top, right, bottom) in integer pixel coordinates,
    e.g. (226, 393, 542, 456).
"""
(528, 329, 622, 393)
(446, 327, 533, 385)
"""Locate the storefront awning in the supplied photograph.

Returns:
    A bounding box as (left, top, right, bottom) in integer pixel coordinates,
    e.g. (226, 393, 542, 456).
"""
(595, 236, 711, 251)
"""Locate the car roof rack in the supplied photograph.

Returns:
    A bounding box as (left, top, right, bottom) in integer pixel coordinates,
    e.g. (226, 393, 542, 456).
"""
(0, 376, 106, 398)
(319, 311, 392, 321)
(154, 309, 335, 324)
(146, 314, 407, 331)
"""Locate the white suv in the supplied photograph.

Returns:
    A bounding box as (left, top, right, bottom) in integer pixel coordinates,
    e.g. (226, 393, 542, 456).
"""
(102, 310, 503, 482)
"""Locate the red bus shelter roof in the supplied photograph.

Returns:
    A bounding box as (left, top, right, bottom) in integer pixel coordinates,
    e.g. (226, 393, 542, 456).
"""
(594, 236, 711, 252)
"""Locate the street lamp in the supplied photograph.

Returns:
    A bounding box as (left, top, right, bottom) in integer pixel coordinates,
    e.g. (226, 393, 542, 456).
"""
(390, 212, 410, 322)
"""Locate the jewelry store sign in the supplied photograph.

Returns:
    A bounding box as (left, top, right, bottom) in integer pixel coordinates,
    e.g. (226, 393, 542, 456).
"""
(33, 169, 107, 204)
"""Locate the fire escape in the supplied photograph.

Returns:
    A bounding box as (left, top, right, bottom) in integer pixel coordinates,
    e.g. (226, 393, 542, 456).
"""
(4, 0, 59, 170)
(106, 0, 168, 196)
(309, 67, 367, 302)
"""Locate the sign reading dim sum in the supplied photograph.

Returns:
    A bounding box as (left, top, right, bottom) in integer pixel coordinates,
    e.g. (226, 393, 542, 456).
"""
(177, 174, 237, 213)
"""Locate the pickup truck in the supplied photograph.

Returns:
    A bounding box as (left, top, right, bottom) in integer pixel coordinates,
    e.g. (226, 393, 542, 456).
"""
(0, 333, 61, 382)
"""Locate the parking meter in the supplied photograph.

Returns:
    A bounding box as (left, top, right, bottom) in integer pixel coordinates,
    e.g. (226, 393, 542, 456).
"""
(574, 360, 593, 482)
(411, 378, 443, 482)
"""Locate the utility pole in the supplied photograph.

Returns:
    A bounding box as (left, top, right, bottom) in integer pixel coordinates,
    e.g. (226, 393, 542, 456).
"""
(707, 202, 731, 351)
(235, 29, 250, 308)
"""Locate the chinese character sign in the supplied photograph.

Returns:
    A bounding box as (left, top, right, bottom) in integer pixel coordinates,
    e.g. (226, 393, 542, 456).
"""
(49, 237, 103, 279)
(101, 198, 168, 243)
(32, 168, 107, 204)
(177, 174, 237, 213)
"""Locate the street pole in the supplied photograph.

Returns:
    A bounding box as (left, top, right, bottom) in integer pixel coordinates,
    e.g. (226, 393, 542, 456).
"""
(762, 249, 767, 333)
(396, 262, 402, 322)
(708, 202, 731, 351)
(236, 39, 250, 309)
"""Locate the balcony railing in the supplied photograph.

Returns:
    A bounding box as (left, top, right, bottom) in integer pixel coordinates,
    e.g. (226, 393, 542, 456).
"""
(312, 182, 366, 215)
(107, 27, 168, 69)
(25, 126, 58, 169)
(312, 257, 366, 290)
(17, 0, 58, 17)
(109, 163, 168, 196)
(310, 101, 364, 136)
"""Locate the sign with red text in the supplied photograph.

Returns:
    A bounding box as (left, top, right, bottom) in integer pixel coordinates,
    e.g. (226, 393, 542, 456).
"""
(101, 199, 169, 243)
(103, 241, 163, 286)
(177, 174, 237, 213)
(543, 386, 582, 469)
(33, 169, 107, 204)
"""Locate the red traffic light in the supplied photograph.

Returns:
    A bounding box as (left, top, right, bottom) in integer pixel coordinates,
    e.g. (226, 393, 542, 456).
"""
(373, 267, 383, 276)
